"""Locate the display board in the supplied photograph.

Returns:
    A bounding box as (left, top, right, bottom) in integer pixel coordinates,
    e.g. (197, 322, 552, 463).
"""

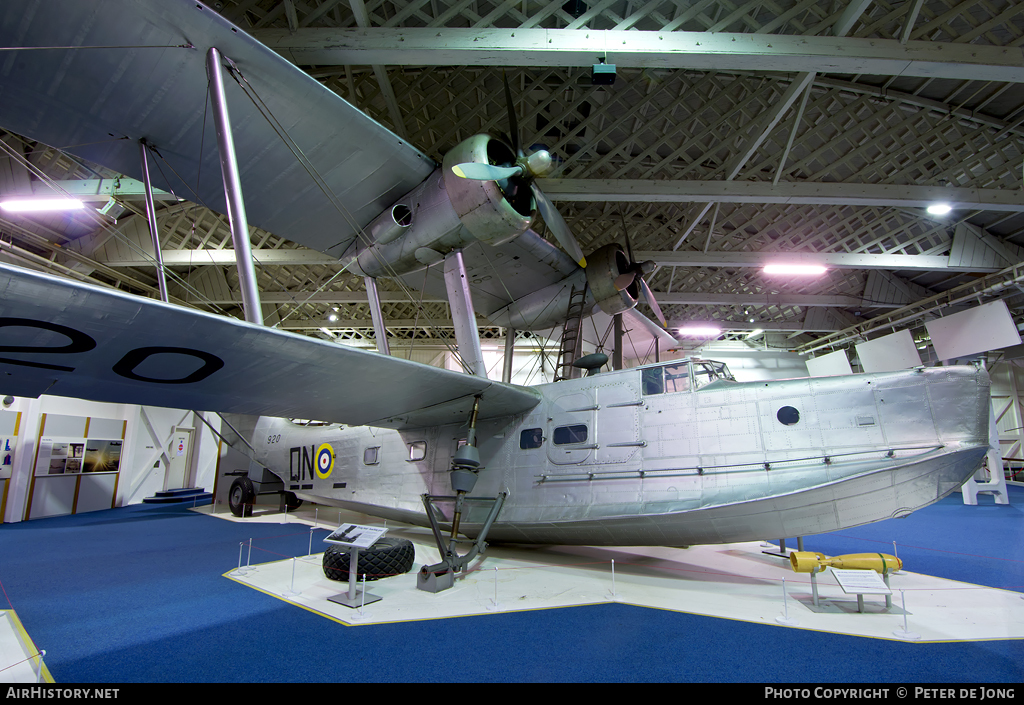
(0, 410, 21, 523)
(925, 300, 1022, 362)
(855, 329, 922, 373)
(806, 349, 853, 377)
(26, 414, 127, 520)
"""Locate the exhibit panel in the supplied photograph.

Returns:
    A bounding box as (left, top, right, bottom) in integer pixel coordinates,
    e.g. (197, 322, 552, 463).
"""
(25, 413, 126, 520)
(0, 410, 22, 523)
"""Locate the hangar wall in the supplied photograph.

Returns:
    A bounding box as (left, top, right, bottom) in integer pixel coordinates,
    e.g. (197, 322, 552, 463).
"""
(0, 395, 221, 523)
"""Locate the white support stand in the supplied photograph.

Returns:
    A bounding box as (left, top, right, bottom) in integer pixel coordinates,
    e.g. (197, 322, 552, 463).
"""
(962, 404, 1009, 505)
(608, 559, 620, 601)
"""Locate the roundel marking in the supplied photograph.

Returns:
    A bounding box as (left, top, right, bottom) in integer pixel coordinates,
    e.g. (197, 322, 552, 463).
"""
(316, 443, 334, 479)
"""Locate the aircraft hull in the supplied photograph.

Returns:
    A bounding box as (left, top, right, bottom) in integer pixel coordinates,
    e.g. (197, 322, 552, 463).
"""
(250, 362, 990, 547)
(468, 443, 986, 546)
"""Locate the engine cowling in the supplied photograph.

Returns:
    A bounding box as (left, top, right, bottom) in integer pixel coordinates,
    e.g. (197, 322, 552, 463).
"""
(585, 243, 639, 315)
(441, 134, 532, 247)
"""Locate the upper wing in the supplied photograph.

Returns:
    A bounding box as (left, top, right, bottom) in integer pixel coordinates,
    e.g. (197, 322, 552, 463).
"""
(0, 264, 540, 428)
(0, 0, 435, 258)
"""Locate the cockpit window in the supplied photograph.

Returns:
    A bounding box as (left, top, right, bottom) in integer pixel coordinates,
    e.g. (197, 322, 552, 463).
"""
(642, 367, 663, 395)
(663, 363, 690, 393)
(643, 363, 689, 394)
(692, 361, 735, 389)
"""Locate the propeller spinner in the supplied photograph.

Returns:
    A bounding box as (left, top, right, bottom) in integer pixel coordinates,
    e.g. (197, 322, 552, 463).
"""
(450, 74, 586, 269)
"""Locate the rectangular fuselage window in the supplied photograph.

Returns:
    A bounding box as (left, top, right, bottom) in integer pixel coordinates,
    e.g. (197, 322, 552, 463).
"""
(363, 446, 380, 465)
(407, 441, 427, 462)
(520, 428, 544, 449)
(553, 424, 588, 445)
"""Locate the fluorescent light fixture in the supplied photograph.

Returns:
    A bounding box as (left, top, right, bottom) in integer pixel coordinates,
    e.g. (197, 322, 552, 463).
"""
(677, 325, 721, 337)
(746, 329, 764, 339)
(0, 197, 84, 212)
(926, 203, 951, 216)
(763, 264, 827, 275)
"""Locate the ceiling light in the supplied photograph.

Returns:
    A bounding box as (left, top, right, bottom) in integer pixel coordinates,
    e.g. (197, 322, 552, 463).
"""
(763, 264, 827, 275)
(926, 203, 952, 216)
(327, 313, 339, 322)
(0, 197, 84, 212)
(678, 325, 721, 337)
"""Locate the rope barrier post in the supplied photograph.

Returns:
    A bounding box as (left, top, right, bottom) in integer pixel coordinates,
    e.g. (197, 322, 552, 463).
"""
(487, 566, 501, 612)
(35, 649, 46, 684)
(776, 577, 798, 625)
(608, 558, 619, 600)
(893, 589, 920, 640)
(308, 526, 314, 556)
(230, 542, 249, 576)
(282, 557, 301, 597)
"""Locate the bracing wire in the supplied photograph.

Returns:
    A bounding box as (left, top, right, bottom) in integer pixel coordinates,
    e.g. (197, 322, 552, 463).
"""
(222, 59, 480, 368)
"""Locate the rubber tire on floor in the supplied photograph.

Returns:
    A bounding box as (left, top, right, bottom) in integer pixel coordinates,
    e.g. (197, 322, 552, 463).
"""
(228, 477, 255, 517)
(322, 537, 415, 582)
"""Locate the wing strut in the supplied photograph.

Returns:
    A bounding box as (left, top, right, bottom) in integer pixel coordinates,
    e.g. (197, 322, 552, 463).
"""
(364, 276, 391, 356)
(206, 47, 263, 325)
(443, 249, 487, 378)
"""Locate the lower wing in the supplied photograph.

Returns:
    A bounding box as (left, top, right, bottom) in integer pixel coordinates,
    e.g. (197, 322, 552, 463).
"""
(0, 264, 540, 428)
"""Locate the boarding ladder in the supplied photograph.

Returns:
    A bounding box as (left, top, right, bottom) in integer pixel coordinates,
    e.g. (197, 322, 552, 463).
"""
(554, 284, 587, 381)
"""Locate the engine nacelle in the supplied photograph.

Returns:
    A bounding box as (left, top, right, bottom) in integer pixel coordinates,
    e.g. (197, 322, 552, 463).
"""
(585, 243, 639, 316)
(441, 134, 532, 247)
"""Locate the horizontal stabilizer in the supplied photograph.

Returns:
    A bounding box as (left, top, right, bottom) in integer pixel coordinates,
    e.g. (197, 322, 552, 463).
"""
(0, 264, 540, 428)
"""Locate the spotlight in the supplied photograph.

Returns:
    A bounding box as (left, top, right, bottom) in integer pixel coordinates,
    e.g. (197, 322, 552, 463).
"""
(591, 58, 616, 85)
(926, 203, 952, 216)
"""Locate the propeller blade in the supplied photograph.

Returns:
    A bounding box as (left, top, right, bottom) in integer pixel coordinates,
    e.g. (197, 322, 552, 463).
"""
(503, 71, 521, 157)
(531, 182, 586, 268)
(451, 162, 523, 180)
(619, 212, 635, 264)
(638, 276, 667, 328)
(614, 271, 636, 291)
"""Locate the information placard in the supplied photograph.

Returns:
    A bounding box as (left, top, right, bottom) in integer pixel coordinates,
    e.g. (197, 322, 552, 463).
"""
(324, 523, 387, 549)
(831, 568, 891, 595)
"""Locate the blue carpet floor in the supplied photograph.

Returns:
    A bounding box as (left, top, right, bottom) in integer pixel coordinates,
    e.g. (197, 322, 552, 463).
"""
(0, 487, 1021, 683)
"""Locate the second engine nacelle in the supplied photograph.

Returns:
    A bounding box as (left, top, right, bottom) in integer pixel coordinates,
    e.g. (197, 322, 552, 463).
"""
(585, 243, 639, 316)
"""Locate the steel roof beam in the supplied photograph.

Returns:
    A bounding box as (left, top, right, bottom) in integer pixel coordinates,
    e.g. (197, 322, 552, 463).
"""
(541, 180, 1024, 211)
(253, 29, 1024, 83)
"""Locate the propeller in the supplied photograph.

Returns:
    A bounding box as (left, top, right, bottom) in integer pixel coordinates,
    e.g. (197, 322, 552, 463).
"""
(450, 72, 587, 268)
(614, 213, 666, 328)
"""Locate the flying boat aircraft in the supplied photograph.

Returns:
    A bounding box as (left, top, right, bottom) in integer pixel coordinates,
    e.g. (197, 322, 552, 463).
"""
(0, 1, 992, 587)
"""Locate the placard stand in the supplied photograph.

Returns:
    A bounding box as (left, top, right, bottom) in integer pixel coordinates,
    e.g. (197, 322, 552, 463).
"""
(831, 568, 892, 613)
(325, 523, 386, 609)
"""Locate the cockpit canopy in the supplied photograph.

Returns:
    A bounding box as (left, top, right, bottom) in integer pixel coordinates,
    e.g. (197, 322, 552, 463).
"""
(640, 358, 736, 396)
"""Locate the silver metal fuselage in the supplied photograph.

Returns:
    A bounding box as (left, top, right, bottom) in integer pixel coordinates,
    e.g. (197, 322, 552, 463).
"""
(249, 362, 990, 546)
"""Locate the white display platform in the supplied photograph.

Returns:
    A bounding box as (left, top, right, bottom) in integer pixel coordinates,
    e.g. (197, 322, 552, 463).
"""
(201, 503, 1024, 642)
(0, 610, 51, 683)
